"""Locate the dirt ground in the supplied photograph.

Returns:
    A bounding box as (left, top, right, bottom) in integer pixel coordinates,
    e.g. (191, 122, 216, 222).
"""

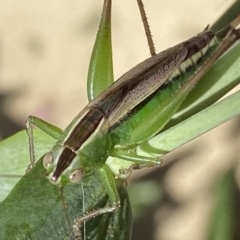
(0, 1, 240, 240)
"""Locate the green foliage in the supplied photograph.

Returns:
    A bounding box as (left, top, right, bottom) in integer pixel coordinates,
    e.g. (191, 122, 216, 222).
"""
(0, 158, 132, 239)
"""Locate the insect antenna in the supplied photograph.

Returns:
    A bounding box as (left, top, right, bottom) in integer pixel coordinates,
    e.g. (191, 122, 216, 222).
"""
(136, 0, 156, 56)
(58, 186, 78, 239)
(81, 183, 86, 240)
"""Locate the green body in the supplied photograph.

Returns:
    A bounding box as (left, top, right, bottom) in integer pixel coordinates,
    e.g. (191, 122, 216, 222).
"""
(47, 31, 221, 180)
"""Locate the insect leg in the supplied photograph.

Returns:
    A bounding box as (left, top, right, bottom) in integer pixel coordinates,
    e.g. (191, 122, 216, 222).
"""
(25, 115, 62, 171)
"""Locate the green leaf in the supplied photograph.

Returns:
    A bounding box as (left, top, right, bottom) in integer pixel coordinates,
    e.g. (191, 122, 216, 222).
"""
(0, 158, 132, 239)
(0, 129, 55, 202)
(137, 89, 240, 156)
(87, 0, 114, 100)
(207, 166, 240, 240)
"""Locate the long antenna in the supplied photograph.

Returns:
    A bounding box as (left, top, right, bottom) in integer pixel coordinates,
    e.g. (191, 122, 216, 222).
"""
(136, 0, 156, 56)
(82, 183, 86, 240)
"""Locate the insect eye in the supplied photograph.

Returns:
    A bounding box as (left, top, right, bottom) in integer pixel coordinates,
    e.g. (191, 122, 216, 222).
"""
(69, 169, 84, 183)
(42, 152, 53, 169)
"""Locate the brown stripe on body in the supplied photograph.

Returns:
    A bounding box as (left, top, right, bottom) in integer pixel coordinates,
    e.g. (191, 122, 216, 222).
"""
(52, 148, 76, 180)
(64, 109, 103, 151)
(184, 32, 215, 59)
(167, 32, 216, 82)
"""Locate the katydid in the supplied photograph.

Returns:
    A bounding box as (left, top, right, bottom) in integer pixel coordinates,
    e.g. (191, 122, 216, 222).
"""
(25, 10, 240, 234)
(0, 0, 240, 238)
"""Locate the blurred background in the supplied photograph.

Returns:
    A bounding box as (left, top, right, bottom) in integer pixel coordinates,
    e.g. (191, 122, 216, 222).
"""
(0, 0, 240, 239)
